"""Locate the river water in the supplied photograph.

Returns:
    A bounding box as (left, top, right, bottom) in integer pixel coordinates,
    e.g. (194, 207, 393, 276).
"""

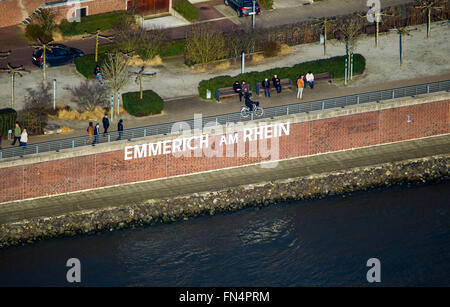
(0, 181, 449, 286)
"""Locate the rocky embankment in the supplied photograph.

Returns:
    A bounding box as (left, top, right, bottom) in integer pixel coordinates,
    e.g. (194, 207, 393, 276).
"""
(1, 154, 449, 248)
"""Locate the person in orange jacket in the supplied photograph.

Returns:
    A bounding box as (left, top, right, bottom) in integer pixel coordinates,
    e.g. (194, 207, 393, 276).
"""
(296, 75, 305, 99)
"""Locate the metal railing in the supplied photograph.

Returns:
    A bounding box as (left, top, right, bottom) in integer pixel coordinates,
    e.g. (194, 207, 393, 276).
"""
(1, 80, 449, 160)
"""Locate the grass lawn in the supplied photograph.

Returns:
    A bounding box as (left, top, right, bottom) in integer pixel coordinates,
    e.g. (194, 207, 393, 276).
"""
(173, 0, 199, 22)
(59, 11, 126, 36)
(198, 54, 366, 99)
(122, 90, 164, 117)
(160, 39, 186, 58)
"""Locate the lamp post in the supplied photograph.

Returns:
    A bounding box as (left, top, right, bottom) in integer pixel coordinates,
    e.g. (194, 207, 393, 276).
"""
(252, 0, 256, 30)
(312, 17, 335, 56)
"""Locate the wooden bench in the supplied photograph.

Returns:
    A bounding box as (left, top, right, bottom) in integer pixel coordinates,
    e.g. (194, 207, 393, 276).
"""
(216, 85, 252, 102)
(312, 72, 333, 84)
(256, 78, 292, 96)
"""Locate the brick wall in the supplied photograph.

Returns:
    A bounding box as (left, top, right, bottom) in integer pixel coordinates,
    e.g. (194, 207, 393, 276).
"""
(53, 0, 127, 23)
(0, 0, 126, 28)
(0, 99, 449, 203)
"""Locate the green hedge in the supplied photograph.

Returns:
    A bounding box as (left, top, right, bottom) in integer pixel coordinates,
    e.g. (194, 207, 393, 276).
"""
(59, 11, 126, 36)
(122, 90, 164, 117)
(0, 108, 17, 137)
(173, 0, 199, 22)
(198, 54, 366, 99)
(160, 39, 186, 57)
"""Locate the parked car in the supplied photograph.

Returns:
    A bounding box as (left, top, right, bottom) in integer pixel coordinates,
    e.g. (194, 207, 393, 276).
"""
(224, 0, 261, 17)
(32, 44, 84, 67)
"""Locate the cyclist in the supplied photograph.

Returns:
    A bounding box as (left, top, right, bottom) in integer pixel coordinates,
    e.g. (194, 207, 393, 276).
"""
(244, 92, 259, 111)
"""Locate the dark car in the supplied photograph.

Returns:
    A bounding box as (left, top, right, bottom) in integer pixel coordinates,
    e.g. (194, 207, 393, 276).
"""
(32, 44, 84, 67)
(224, 0, 261, 17)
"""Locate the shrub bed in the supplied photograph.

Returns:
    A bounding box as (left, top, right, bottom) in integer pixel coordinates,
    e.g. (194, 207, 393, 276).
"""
(173, 0, 199, 22)
(198, 54, 366, 99)
(122, 90, 164, 117)
(75, 40, 184, 78)
(0, 108, 17, 138)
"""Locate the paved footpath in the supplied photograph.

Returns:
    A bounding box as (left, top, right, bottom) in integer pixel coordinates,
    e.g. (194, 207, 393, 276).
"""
(1, 134, 449, 224)
(1, 72, 449, 150)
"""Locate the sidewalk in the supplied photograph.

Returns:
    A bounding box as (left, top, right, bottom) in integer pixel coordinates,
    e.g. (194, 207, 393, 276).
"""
(1, 72, 449, 150)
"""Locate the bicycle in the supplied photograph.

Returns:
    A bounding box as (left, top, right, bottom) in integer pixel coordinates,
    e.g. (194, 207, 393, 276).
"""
(241, 103, 264, 118)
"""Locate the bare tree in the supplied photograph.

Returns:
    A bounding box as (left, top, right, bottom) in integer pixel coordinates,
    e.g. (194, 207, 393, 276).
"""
(184, 24, 228, 67)
(0, 63, 30, 108)
(68, 80, 110, 111)
(33, 8, 57, 35)
(339, 17, 363, 81)
(30, 39, 55, 81)
(227, 27, 258, 59)
(358, 10, 394, 48)
(0, 50, 11, 60)
(83, 29, 115, 63)
(102, 51, 130, 121)
(415, 0, 443, 39)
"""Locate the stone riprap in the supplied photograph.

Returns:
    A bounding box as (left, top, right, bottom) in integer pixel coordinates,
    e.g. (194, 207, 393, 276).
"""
(0, 154, 449, 248)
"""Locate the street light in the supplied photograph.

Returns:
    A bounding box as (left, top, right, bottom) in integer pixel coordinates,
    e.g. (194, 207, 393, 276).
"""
(251, 0, 256, 30)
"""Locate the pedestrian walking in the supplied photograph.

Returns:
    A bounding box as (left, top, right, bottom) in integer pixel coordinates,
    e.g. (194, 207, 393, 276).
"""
(19, 128, 28, 149)
(93, 123, 100, 146)
(261, 78, 271, 97)
(11, 122, 21, 146)
(296, 75, 305, 99)
(86, 121, 94, 144)
(272, 75, 281, 94)
(117, 119, 124, 140)
(306, 71, 315, 89)
(102, 114, 109, 136)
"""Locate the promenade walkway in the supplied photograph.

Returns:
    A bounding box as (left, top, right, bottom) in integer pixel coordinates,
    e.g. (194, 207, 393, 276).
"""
(1, 72, 449, 151)
(1, 133, 449, 224)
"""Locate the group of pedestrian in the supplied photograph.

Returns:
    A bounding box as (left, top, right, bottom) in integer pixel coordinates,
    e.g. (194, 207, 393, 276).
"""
(296, 71, 315, 99)
(260, 75, 283, 98)
(87, 114, 124, 146)
(10, 122, 28, 149)
(236, 73, 311, 100)
(233, 80, 251, 102)
(233, 75, 284, 101)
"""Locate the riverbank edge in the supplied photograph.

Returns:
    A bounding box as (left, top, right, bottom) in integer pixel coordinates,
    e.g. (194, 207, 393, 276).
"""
(1, 153, 449, 248)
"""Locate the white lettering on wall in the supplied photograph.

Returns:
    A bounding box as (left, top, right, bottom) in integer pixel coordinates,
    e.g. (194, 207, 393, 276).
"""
(123, 122, 290, 161)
